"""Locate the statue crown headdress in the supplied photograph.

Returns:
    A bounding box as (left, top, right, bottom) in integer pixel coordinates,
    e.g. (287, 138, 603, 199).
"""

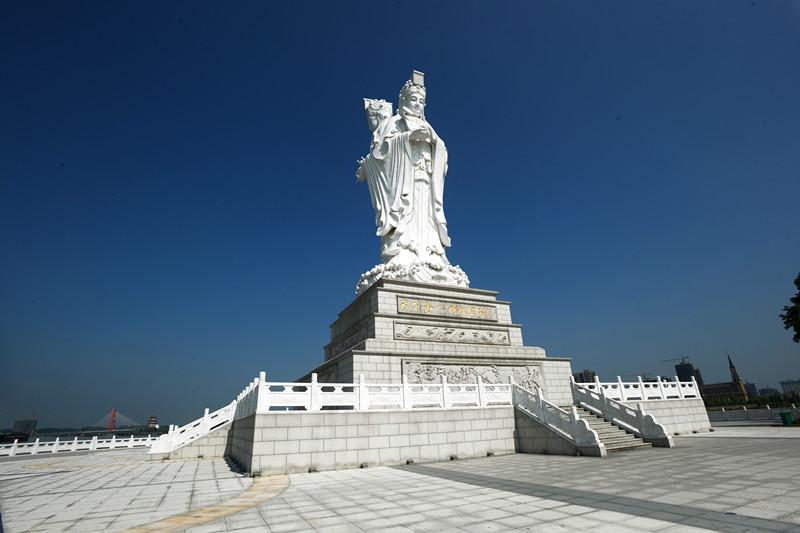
(399, 70, 426, 102)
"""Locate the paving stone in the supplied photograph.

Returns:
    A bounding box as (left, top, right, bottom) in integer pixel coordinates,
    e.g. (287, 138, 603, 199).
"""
(2, 422, 800, 532)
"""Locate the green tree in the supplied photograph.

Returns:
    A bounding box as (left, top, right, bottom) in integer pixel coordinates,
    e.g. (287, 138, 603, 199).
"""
(780, 272, 800, 343)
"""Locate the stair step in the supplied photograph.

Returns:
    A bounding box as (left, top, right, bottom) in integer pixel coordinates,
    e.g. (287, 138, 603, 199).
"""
(606, 442, 653, 452)
(574, 405, 652, 453)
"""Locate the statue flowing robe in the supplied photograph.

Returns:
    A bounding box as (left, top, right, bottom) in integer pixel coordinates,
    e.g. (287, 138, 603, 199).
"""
(369, 113, 450, 265)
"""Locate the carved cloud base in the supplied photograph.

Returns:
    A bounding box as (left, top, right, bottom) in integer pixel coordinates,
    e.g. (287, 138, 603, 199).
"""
(356, 261, 469, 295)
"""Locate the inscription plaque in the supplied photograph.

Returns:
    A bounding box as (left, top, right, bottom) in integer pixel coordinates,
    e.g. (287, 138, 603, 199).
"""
(396, 296, 497, 321)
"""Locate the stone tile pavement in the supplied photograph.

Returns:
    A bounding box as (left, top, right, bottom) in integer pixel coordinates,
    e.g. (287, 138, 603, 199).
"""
(1, 421, 799, 532)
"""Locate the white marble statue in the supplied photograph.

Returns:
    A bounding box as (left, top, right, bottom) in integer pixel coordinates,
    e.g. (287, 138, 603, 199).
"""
(356, 71, 468, 294)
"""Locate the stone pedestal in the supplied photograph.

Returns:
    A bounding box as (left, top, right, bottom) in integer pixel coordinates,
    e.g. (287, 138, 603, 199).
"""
(299, 279, 573, 406)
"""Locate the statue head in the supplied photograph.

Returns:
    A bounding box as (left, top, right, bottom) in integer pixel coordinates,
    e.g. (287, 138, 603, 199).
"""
(399, 70, 426, 119)
(364, 98, 393, 132)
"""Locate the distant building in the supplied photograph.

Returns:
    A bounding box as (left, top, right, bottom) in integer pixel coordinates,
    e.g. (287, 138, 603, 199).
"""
(779, 379, 800, 394)
(759, 387, 779, 396)
(743, 382, 758, 398)
(699, 354, 748, 402)
(675, 361, 704, 385)
(146, 415, 158, 429)
(572, 369, 598, 383)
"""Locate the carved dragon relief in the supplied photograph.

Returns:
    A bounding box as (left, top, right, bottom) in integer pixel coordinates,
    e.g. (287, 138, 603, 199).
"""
(404, 362, 543, 392)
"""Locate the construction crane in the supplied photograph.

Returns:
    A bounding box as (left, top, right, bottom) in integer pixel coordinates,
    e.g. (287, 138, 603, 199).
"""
(660, 355, 690, 364)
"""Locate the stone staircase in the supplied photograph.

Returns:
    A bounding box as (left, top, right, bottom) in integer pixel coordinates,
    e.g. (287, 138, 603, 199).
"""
(576, 407, 652, 452)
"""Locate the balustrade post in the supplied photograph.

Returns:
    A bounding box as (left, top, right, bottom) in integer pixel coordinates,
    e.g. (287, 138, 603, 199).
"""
(594, 375, 601, 392)
(601, 386, 612, 421)
(441, 375, 450, 408)
(201, 408, 210, 434)
(637, 376, 645, 401)
(742, 406, 749, 420)
(617, 376, 625, 401)
(252, 377, 259, 413)
(256, 378, 268, 414)
(111, 435, 117, 450)
(672, 376, 680, 398)
(569, 405, 580, 439)
(32, 438, 40, 455)
(766, 405, 772, 419)
(477, 376, 486, 407)
(636, 403, 646, 432)
(657, 376, 665, 399)
(127, 435, 134, 448)
(10, 439, 18, 457)
(793, 404, 798, 420)
(52, 437, 59, 453)
(401, 375, 410, 410)
(90, 436, 98, 451)
(357, 374, 366, 411)
(310, 373, 320, 411)
(71, 436, 78, 452)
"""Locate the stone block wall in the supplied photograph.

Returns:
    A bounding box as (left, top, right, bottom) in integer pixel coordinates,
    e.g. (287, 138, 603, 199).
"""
(514, 410, 579, 456)
(169, 424, 232, 459)
(147, 424, 233, 462)
(230, 406, 516, 475)
(540, 360, 574, 407)
(623, 398, 711, 435)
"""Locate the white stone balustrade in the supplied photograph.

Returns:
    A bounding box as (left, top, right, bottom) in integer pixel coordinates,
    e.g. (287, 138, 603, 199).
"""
(709, 404, 799, 422)
(0, 435, 155, 457)
(572, 377, 675, 447)
(576, 375, 700, 401)
(234, 372, 513, 420)
(149, 400, 238, 455)
(511, 383, 606, 456)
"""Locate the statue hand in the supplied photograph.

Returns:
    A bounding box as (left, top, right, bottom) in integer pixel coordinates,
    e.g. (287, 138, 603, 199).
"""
(356, 165, 366, 183)
(409, 128, 430, 142)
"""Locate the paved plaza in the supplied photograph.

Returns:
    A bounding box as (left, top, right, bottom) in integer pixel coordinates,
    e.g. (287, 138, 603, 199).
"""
(1, 421, 799, 532)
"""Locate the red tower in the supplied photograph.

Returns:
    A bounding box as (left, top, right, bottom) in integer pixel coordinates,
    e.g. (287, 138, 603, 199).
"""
(108, 409, 117, 432)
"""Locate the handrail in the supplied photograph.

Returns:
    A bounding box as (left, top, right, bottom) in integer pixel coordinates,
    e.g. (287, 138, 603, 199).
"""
(571, 377, 674, 447)
(575, 375, 700, 402)
(0, 435, 155, 457)
(149, 371, 515, 456)
(511, 384, 606, 456)
(234, 372, 513, 420)
(149, 400, 237, 455)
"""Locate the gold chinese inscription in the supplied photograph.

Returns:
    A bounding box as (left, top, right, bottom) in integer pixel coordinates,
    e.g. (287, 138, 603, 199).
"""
(396, 297, 497, 321)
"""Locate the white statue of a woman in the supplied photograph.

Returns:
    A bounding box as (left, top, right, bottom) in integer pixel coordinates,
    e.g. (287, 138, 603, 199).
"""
(356, 71, 468, 294)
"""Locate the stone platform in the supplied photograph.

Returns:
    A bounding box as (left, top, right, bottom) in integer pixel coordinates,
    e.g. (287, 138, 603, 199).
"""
(300, 279, 573, 406)
(2, 422, 800, 532)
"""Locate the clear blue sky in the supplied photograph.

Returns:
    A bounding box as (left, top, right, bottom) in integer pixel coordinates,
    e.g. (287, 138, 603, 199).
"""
(2, 1, 799, 429)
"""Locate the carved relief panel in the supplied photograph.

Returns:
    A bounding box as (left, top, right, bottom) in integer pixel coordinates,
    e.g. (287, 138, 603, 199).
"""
(404, 361, 543, 392)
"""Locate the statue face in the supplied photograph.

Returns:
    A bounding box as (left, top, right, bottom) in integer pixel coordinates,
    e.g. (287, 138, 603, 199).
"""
(367, 112, 382, 132)
(403, 91, 425, 118)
